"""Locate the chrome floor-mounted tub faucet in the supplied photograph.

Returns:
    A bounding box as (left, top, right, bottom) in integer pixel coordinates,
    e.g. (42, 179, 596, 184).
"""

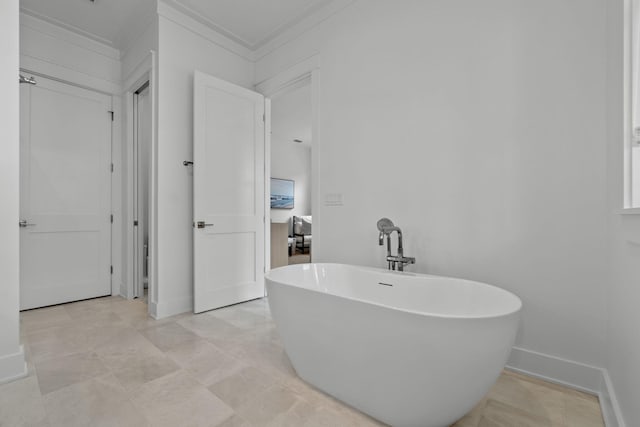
(376, 218, 415, 271)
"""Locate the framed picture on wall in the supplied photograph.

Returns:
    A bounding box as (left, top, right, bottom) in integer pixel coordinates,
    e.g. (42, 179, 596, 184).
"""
(271, 178, 294, 209)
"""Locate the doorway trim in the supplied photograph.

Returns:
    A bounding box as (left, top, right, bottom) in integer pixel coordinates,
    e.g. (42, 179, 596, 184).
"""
(123, 51, 158, 317)
(255, 55, 320, 269)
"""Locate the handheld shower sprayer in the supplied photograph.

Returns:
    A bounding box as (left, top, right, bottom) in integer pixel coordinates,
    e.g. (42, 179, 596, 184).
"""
(377, 218, 394, 246)
(377, 218, 394, 233)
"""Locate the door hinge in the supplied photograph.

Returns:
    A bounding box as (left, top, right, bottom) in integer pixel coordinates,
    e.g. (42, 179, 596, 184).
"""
(108, 111, 114, 121)
(111, 163, 114, 173)
(134, 220, 138, 226)
(110, 214, 113, 223)
(110, 265, 113, 274)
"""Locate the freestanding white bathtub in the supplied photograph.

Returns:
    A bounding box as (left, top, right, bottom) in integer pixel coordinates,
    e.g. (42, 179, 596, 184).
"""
(265, 263, 521, 427)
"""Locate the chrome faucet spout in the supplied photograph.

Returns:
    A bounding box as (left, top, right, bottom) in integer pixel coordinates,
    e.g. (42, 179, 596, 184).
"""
(376, 218, 415, 272)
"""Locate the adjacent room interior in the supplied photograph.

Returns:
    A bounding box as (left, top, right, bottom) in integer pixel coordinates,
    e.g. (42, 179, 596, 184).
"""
(269, 81, 313, 268)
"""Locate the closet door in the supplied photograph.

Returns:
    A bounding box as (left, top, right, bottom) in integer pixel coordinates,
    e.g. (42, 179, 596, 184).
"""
(20, 75, 112, 310)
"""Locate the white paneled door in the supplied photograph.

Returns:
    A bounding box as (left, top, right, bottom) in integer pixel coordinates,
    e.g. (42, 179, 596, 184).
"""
(20, 75, 112, 310)
(193, 71, 266, 313)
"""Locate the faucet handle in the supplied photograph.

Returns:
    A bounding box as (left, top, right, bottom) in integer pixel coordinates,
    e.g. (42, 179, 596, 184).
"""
(386, 255, 415, 269)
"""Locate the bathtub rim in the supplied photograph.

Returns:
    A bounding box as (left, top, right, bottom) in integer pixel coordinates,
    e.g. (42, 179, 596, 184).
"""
(265, 263, 523, 321)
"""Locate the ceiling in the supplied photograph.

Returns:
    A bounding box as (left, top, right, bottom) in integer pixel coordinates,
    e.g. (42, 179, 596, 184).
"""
(170, 0, 332, 50)
(271, 84, 312, 148)
(20, 0, 157, 51)
(20, 0, 336, 53)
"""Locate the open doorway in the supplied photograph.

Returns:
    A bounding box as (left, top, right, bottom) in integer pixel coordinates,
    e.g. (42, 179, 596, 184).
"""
(269, 80, 313, 268)
(133, 81, 151, 301)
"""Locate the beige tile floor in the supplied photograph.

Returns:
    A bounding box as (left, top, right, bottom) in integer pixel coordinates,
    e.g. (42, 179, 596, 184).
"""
(1, 296, 604, 427)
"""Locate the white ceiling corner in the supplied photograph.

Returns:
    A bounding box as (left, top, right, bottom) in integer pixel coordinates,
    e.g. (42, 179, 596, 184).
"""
(20, 6, 115, 48)
(19, 0, 353, 60)
(20, 0, 157, 54)
(165, 0, 334, 50)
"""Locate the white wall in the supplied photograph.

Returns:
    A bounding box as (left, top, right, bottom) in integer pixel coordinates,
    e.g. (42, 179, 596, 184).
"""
(121, 17, 158, 85)
(256, 0, 610, 374)
(0, 0, 27, 383)
(606, 0, 640, 425)
(154, 8, 254, 317)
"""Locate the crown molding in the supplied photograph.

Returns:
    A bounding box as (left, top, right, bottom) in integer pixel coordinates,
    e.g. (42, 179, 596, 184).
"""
(20, 8, 119, 54)
(20, 10, 121, 60)
(162, 0, 255, 49)
(21, 0, 355, 64)
(253, 0, 354, 60)
(157, 0, 254, 61)
(157, 0, 354, 62)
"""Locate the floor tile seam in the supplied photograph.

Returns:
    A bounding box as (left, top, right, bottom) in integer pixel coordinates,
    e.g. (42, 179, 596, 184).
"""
(106, 331, 173, 359)
(213, 374, 293, 412)
(140, 325, 204, 354)
(204, 338, 260, 365)
(200, 312, 248, 331)
(184, 366, 242, 400)
(129, 369, 204, 405)
(15, 370, 46, 401)
(120, 388, 162, 426)
(92, 349, 163, 383)
(36, 369, 107, 407)
(233, 387, 301, 426)
(32, 348, 101, 368)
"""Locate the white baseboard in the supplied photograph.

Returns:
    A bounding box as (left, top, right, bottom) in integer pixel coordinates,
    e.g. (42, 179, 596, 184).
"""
(148, 300, 158, 319)
(507, 346, 603, 394)
(151, 295, 193, 319)
(598, 370, 627, 427)
(506, 346, 627, 427)
(119, 282, 127, 298)
(0, 345, 27, 385)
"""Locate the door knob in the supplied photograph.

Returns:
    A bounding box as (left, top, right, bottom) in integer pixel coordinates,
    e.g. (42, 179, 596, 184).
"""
(195, 221, 213, 229)
(19, 220, 36, 227)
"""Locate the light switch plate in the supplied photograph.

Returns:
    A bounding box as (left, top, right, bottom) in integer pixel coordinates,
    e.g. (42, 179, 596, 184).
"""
(324, 193, 344, 206)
